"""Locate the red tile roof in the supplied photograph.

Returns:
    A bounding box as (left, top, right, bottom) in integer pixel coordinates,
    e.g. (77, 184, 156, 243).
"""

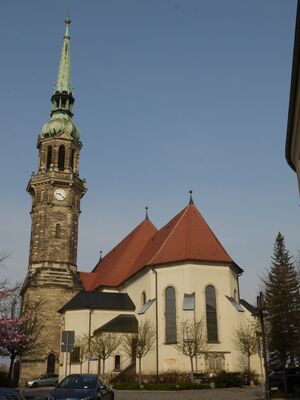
(80, 202, 240, 291)
(80, 218, 157, 291)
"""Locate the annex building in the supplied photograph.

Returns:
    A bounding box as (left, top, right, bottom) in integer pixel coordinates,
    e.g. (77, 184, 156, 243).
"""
(19, 20, 261, 385)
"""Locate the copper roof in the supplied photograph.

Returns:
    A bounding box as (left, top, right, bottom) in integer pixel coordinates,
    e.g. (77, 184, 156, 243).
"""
(80, 202, 240, 291)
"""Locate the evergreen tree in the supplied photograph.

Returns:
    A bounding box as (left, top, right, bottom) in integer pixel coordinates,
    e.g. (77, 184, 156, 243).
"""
(264, 232, 300, 367)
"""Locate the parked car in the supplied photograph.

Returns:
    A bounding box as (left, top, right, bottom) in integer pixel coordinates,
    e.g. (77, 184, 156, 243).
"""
(269, 367, 300, 394)
(0, 389, 25, 400)
(27, 373, 59, 388)
(48, 374, 114, 400)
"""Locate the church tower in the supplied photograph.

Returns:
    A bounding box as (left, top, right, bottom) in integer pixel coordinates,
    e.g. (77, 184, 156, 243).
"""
(20, 19, 86, 385)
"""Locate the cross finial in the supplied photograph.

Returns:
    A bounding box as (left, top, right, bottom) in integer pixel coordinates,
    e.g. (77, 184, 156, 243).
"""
(189, 190, 194, 205)
(145, 206, 149, 220)
(99, 250, 102, 261)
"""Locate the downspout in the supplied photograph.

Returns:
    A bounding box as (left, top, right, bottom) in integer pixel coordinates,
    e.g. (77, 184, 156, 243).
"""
(152, 268, 159, 381)
(88, 309, 93, 373)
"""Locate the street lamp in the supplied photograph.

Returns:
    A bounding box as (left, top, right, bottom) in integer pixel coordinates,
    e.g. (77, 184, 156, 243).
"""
(257, 291, 270, 400)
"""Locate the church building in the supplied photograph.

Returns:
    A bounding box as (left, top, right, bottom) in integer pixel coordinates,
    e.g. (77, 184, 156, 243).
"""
(20, 20, 261, 385)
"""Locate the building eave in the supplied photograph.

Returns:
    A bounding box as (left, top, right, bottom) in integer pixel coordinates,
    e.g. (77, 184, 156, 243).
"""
(286, 1, 300, 172)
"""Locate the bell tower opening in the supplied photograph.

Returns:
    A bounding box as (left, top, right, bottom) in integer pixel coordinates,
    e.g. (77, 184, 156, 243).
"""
(58, 145, 65, 170)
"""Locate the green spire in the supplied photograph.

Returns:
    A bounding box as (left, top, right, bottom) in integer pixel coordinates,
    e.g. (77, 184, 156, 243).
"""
(54, 18, 72, 95)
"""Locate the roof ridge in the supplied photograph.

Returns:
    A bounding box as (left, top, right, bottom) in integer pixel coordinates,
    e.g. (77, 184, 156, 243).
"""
(147, 205, 189, 265)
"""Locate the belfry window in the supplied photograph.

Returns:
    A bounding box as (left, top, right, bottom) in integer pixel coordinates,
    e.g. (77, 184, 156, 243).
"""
(70, 149, 75, 170)
(58, 145, 65, 171)
(165, 286, 177, 343)
(55, 224, 61, 238)
(46, 146, 52, 170)
(205, 285, 218, 342)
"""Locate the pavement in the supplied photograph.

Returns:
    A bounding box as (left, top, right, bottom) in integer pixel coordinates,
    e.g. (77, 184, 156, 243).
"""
(114, 386, 265, 399)
(21, 385, 300, 400)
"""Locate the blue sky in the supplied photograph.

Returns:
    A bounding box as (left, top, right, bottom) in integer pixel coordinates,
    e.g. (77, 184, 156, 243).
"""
(0, 0, 298, 303)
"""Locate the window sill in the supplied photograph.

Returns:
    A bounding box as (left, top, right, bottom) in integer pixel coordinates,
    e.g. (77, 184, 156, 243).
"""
(164, 341, 177, 345)
(207, 341, 220, 344)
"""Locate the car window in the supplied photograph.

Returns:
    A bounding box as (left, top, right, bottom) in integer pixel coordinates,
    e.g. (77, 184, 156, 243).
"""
(58, 375, 97, 389)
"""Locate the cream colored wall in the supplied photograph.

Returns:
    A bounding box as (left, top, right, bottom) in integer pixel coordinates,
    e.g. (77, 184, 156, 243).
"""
(59, 308, 135, 380)
(59, 261, 261, 378)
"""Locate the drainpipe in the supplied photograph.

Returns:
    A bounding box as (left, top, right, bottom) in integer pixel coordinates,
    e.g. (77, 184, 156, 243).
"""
(152, 268, 159, 381)
(88, 309, 93, 373)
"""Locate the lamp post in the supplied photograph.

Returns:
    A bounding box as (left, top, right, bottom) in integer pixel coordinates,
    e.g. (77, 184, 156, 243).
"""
(257, 291, 270, 400)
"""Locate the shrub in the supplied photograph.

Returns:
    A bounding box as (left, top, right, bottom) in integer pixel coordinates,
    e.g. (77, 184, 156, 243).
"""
(112, 382, 210, 390)
(214, 371, 243, 388)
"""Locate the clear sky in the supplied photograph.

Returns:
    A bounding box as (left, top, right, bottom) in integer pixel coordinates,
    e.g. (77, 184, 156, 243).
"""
(0, 0, 299, 303)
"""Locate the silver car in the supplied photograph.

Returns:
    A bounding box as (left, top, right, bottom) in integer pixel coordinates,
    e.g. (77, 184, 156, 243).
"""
(27, 374, 58, 388)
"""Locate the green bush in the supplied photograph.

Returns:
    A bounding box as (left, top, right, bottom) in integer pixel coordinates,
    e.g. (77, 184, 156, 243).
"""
(113, 382, 210, 390)
(214, 371, 243, 388)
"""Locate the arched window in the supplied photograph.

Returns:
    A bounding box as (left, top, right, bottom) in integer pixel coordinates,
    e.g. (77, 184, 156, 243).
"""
(205, 285, 218, 343)
(165, 286, 177, 343)
(114, 355, 120, 371)
(46, 146, 52, 170)
(47, 353, 56, 374)
(70, 149, 75, 170)
(55, 224, 61, 238)
(142, 291, 146, 306)
(58, 145, 65, 171)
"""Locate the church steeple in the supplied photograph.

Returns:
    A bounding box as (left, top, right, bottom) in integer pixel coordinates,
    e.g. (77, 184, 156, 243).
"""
(51, 18, 74, 118)
(40, 19, 80, 142)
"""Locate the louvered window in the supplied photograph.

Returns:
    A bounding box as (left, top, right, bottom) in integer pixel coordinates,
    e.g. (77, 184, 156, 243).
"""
(165, 286, 177, 343)
(205, 285, 218, 342)
(46, 146, 52, 170)
(58, 145, 65, 171)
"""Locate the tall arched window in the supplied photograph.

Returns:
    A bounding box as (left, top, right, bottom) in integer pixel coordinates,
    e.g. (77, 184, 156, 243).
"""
(165, 286, 177, 343)
(46, 146, 52, 170)
(205, 285, 218, 342)
(55, 224, 61, 238)
(142, 291, 146, 306)
(58, 145, 65, 171)
(114, 355, 120, 371)
(47, 353, 56, 374)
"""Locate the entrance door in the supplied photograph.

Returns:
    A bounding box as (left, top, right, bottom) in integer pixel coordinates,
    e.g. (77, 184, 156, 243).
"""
(47, 353, 56, 374)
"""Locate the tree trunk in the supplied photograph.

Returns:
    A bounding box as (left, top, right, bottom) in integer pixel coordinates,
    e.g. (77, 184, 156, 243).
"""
(138, 357, 142, 385)
(80, 361, 82, 374)
(102, 358, 105, 375)
(190, 356, 195, 382)
(8, 354, 16, 387)
(247, 355, 251, 385)
(98, 357, 101, 375)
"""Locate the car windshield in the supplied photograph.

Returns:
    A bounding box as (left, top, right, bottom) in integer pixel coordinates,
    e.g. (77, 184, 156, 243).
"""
(57, 375, 97, 389)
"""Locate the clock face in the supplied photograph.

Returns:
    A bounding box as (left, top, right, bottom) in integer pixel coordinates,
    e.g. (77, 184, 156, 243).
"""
(54, 188, 67, 201)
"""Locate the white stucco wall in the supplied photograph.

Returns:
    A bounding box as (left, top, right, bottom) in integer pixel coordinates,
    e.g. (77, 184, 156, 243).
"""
(60, 261, 261, 379)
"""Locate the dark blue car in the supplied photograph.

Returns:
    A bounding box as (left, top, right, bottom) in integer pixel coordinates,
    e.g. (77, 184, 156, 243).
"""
(48, 374, 114, 400)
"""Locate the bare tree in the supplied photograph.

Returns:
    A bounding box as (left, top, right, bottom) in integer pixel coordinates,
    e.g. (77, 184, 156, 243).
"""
(233, 320, 258, 376)
(0, 251, 9, 266)
(74, 334, 89, 373)
(123, 319, 155, 385)
(90, 333, 121, 374)
(174, 318, 208, 379)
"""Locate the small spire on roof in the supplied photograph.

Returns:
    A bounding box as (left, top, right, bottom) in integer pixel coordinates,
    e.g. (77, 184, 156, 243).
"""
(189, 190, 194, 205)
(145, 206, 149, 220)
(99, 250, 102, 262)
